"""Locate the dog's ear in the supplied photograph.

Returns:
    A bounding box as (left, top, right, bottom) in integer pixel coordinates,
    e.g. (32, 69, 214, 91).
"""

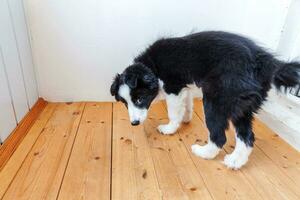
(143, 73, 158, 89)
(125, 73, 137, 89)
(143, 74, 153, 83)
(110, 74, 120, 96)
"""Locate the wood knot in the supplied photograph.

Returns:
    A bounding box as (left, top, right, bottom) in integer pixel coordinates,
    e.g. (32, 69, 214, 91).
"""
(230, 145, 234, 149)
(94, 156, 100, 160)
(86, 120, 91, 123)
(73, 111, 80, 115)
(34, 152, 39, 156)
(142, 169, 147, 179)
(66, 102, 73, 105)
(156, 147, 165, 151)
(195, 139, 202, 143)
(120, 137, 124, 140)
(190, 187, 197, 191)
(125, 139, 132, 144)
(178, 138, 183, 142)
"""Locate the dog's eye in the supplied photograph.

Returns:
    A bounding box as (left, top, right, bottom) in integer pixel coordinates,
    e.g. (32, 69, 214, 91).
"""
(136, 99, 142, 105)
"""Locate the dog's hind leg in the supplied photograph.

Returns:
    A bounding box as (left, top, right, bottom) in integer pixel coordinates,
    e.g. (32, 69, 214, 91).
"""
(183, 90, 193, 123)
(157, 90, 187, 135)
(223, 112, 254, 169)
(192, 99, 227, 159)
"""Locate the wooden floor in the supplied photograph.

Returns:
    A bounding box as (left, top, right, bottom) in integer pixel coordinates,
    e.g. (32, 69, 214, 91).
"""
(1, 100, 300, 200)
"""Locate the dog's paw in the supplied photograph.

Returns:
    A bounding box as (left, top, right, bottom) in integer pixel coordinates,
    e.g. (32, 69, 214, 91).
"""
(191, 143, 220, 159)
(157, 124, 177, 135)
(223, 153, 248, 170)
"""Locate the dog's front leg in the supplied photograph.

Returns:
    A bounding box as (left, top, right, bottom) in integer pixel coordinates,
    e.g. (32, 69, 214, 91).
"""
(158, 91, 187, 135)
(183, 91, 193, 123)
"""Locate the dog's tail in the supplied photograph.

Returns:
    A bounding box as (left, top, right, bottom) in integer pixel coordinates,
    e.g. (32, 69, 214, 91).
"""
(273, 61, 300, 92)
(257, 51, 300, 92)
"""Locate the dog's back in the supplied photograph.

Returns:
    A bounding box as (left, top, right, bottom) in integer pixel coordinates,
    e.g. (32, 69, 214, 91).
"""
(136, 31, 299, 108)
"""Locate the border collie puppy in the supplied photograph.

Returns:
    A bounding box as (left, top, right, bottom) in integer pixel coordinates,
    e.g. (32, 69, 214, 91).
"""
(110, 31, 300, 169)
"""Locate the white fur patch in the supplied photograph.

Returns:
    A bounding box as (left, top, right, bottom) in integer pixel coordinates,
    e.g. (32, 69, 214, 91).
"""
(158, 90, 187, 134)
(156, 80, 200, 134)
(158, 123, 179, 135)
(183, 91, 193, 123)
(118, 84, 147, 123)
(191, 142, 220, 159)
(223, 136, 252, 170)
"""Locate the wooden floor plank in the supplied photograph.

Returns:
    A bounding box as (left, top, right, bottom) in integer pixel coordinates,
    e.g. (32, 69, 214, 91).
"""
(163, 101, 263, 200)
(57, 102, 112, 200)
(146, 102, 213, 200)
(194, 100, 300, 200)
(112, 102, 161, 200)
(0, 103, 57, 198)
(2, 103, 85, 200)
(253, 119, 300, 184)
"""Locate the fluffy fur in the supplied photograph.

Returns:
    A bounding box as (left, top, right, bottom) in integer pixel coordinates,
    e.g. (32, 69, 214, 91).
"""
(111, 31, 300, 169)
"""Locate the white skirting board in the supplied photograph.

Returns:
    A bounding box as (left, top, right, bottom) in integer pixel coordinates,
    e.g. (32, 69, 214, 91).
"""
(257, 89, 300, 151)
(257, 110, 300, 151)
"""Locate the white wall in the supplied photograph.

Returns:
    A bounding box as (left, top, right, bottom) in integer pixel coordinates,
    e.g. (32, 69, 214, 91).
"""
(0, 0, 38, 142)
(25, 0, 291, 102)
(277, 0, 300, 60)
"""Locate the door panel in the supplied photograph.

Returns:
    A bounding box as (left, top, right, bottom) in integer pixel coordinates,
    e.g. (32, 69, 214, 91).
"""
(8, 0, 38, 108)
(0, 48, 17, 142)
(0, 0, 29, 122)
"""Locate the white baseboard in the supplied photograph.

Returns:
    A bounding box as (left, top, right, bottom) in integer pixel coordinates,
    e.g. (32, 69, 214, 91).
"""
(256, 110, 300, 151)
(258, 89, 300, 151)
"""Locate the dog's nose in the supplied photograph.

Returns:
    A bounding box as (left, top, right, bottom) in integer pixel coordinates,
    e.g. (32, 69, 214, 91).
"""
(131, 120, 140, 126)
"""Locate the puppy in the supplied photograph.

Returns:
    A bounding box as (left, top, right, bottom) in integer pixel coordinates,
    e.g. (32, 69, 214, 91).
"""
(110, 31, 300, 169)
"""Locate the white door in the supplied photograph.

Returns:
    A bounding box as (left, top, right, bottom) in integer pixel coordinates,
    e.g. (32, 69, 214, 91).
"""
(0, 47, 17, 143)
(0, 0, 38, 142)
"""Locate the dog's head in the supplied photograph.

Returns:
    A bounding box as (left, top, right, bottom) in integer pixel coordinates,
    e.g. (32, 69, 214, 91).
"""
(110, 63, 159, 126)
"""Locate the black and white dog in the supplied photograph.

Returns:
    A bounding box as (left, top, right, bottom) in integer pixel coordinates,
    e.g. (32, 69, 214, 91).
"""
(110, 31, 300, 169)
